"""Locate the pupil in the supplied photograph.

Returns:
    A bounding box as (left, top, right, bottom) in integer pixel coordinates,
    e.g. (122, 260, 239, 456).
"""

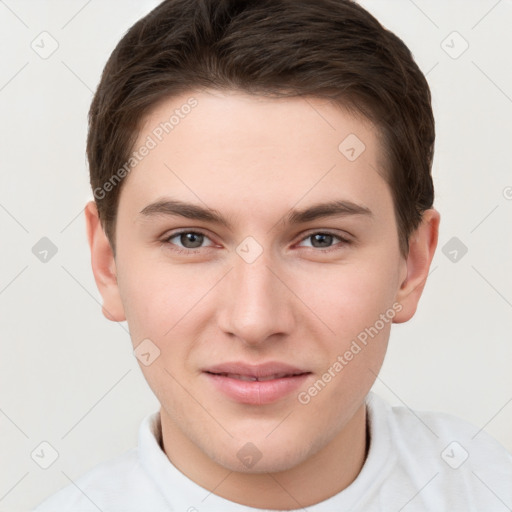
(312, 233, 332, 248)
(181, 233, 203, 248)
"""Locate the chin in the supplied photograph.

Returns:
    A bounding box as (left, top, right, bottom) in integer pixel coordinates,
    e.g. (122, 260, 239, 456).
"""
(207, 436, 315, 475)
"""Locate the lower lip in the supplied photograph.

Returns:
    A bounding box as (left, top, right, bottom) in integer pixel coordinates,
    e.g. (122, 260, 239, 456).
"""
(204, 372, 311, 405)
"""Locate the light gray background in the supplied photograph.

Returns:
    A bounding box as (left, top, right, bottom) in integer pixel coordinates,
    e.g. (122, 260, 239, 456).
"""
(1, 1, 511, 510)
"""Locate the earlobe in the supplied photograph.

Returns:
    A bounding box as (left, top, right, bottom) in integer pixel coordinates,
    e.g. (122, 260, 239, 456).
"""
(393, 209, 440, 324)
(84, 200, 126, 322)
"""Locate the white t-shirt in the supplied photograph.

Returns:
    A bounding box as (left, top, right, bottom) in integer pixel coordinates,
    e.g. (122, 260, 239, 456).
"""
(33, 392, 512, 511)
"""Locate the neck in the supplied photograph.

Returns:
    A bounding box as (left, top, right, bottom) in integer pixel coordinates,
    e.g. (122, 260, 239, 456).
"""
(159, 403, 368, 509)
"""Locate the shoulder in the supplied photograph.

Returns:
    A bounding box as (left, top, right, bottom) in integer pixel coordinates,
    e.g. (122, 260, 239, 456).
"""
(32, 411, 169, 511)
(367, 392, 512, 509)
(385, 395, 512, 467)
(32, 447, 167, 512)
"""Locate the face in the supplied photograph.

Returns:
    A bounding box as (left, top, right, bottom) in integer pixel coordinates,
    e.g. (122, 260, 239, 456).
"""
(104, 90, 412, 473)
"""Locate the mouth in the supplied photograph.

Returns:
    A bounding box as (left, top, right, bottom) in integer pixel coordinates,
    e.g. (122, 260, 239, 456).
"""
(205, 371, 307, 382)
(202, 362, 312, 405)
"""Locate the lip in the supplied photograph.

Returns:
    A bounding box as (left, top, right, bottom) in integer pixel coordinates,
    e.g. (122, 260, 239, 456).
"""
(203, 361, 312, 405)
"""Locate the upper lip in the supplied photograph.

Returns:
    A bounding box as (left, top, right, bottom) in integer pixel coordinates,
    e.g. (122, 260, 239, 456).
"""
(203, 361, 310, 379)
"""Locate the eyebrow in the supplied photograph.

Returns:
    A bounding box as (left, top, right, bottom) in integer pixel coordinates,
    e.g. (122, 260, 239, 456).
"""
(138, 198, 373, 229)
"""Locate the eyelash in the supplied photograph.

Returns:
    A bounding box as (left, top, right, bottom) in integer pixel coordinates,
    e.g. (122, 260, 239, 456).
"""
(161, 230, 352, 256)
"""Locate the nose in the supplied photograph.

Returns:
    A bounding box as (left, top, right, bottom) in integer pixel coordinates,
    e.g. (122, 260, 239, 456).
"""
(217, 249, 295, 347)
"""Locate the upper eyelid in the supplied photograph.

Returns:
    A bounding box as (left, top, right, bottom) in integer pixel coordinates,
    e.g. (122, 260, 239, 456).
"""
(298, 229, 351, 240)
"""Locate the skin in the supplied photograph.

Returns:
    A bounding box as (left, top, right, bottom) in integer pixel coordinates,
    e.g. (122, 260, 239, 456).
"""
(85, 90, 440, 510)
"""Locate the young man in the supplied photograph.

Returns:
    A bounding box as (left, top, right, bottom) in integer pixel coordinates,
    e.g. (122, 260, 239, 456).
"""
(34, 0, 512, 510)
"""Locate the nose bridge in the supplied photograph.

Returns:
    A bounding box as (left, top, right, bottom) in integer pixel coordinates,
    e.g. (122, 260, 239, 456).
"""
(220, 246, 293, 344)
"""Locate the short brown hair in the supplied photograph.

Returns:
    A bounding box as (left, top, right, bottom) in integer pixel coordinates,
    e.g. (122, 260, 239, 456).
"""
(87, 0, 435, 257)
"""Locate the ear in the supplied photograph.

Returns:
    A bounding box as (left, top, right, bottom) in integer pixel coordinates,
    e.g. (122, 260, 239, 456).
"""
(85, 200, 126, 322)
(393, 208, 440, 323)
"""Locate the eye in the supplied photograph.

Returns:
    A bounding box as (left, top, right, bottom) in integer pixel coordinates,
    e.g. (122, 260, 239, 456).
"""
(161, 230, 351, 255)
(163, 230, 215, 252)
(297, 232, 351, 250)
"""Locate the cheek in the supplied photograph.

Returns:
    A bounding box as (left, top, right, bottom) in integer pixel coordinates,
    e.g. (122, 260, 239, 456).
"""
(297, 262, 398, 416)
(117, 254, 223, 381)
(298, 257, 400, 341)
(117, 260, 200, 401)
(117, 249, 199, 336)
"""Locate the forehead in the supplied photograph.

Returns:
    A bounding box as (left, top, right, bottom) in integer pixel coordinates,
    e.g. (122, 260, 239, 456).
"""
(119, 90, 391, 224)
